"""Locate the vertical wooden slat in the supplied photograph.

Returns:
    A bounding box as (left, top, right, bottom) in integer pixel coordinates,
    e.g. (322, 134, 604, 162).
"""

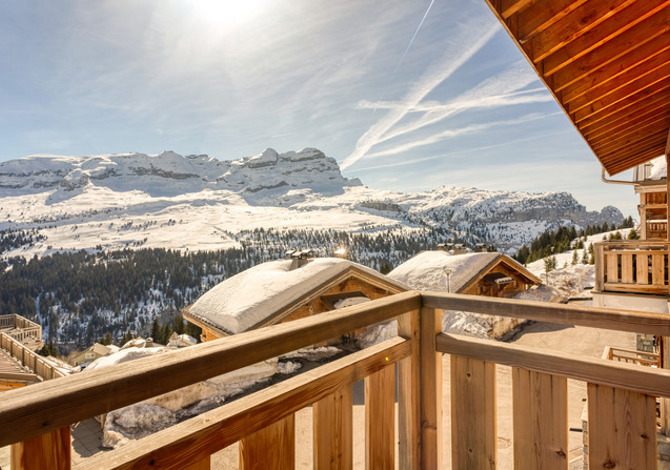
(419, 307, 442, 470)
(652, 252, 664, 285)
(10, 427, 71, 470)
(398, 309, 420, 470)
(314, 386, 353, 470)
(587, 383, 656, 469)
(512, 369, 568, 470)
(365, 365, 395, 469)
(240, 414, 295, 470)
(621, 253, 633, 284)
(184, 457, 211, 470)
(636, 253, 649, 285)
(595, 243, 604, 291)
(606, 253, 619, 284)
(451, 356, 496, 469)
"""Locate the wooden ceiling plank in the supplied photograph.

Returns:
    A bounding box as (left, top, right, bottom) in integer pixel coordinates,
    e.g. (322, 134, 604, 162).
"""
(515, 0, 588, 42)
(607, 148, 667, 174)
(573, 76, 670, 124)
(562, 36, 670, 104)
(500, 0, 536, 19)
(591, 123, 670, 155)
(550, 5, 670, 91)
(597, 132, 668, 163)
(530, 0, 636, 63)
(542, 0, 670, 77)
(605, 144, 668, 169)
(569, 60, 670, 116)
(573, 78, 670, 128)
(580, 88, 670, 135)
(587, 109, 670, 144)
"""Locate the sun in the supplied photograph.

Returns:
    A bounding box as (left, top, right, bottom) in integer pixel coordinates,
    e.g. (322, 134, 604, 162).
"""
(188, 0, 266, 29)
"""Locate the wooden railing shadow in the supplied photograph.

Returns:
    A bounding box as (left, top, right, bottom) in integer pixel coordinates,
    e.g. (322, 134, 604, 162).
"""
(2, 291, 670, 469)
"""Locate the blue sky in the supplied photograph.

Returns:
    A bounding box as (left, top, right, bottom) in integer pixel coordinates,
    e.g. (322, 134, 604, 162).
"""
(0, 0, 638, 216)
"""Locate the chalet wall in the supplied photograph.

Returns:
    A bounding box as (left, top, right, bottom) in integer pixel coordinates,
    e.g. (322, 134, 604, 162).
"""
(461, 263, 533, 298)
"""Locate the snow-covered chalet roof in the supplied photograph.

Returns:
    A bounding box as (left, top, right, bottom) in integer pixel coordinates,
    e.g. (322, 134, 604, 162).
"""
(185, 257, 408, 335)
(388, 251, 540, 293)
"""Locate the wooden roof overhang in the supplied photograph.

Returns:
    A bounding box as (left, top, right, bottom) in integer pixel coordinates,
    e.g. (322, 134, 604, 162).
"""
(484, 0, 670, 174)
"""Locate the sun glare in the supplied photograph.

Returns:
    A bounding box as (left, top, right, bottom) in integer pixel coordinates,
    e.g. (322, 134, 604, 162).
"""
(188, 0, 266, 29)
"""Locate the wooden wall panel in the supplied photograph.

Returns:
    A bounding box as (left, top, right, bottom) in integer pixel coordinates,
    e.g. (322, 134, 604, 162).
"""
(365, 365, 395, 469)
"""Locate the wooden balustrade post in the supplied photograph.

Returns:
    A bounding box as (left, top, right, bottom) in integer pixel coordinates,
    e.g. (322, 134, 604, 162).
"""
(588, 383, 656, 469)
(11, 427, 71, 470)
(313, 386, 353, 469)
(398, 309, 420, 470)
(365, 365, 395, 469)
(594, 243, 604, 291)
(397, 305, 442, 470)
(240, 414, 294, 470)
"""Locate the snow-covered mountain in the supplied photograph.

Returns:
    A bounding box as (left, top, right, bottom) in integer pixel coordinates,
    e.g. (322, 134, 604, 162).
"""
(0, 147, 622, 256)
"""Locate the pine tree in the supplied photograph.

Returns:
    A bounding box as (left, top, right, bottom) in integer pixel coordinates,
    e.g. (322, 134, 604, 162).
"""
(571, 250, 578, 265)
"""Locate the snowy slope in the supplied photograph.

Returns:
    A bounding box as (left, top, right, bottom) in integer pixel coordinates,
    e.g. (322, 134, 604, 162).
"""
(0, 148, 623, 257)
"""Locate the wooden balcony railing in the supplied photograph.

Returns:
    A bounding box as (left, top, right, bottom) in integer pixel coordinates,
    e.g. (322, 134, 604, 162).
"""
(0, 333, 67, 381)
(604, 346, 661, 367)
(0, 313, 43, 347)
(2, 292, 670, 469)
(594, 240, 668, 295)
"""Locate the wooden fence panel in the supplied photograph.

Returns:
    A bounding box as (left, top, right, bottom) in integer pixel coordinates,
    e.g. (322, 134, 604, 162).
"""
(606, 253, 619, 283)
(621, 253, 634, 284)
(240, 414, 295, 470)
(11, 427, 71, 470)
(451, 356, 496, 469)
(314, 386, 353, 470)
(365, 365, 395, 469)
(512, 369, 568, 470)
(587, 383, 656, 469)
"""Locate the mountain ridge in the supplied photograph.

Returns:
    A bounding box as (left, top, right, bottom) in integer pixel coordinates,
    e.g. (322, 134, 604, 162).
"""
(0, 147, 623, 256)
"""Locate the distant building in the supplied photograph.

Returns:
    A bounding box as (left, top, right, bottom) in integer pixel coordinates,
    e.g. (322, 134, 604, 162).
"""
(68, 343, 113, 367)
(183, 257, 408, 342)
(388, 251, 541, 297)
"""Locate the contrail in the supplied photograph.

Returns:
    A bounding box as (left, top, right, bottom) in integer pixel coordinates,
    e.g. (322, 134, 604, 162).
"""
(395, 0, 436, 76)
(373, 0, 437, 115)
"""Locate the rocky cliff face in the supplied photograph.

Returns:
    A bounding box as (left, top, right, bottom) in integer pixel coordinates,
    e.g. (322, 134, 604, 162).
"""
(0, 147, 623, 255)
(0, 148, 361, 201)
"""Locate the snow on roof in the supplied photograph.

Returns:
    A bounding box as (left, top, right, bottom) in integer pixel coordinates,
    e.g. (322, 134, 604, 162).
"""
(86, 347, 167, 371)
(647, 156, 667, 180)
(387, 251, 538, 293)
(187, 257, 405, 334)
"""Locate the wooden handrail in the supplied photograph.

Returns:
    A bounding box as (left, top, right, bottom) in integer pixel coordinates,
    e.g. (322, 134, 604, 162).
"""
(73, 336, 411, 470)
(436, 332, 670, 398)
(0, 291, 421, 447)
(4, 291, 670, 469)
(0, 333, 65, 382)
(422, 292, 670, 335)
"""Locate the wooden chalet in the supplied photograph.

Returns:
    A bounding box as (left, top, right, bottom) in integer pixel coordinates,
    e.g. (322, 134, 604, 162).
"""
(3, 1, 670, 469)
(183, 257, 408, 342)
(388, 251, 541, 298)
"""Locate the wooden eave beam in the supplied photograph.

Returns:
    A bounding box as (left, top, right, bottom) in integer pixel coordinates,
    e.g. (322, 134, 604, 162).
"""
(513, 0, 587, 43)
(576, 79, 670, 129)
(541, 0, 670, 79)
(580, 88, 670, 136)
(550, 8, 670, 95)
(567, 53, 670, 115)
(607, 148, 667, 175)
(601, 141, 668, 174)
(588, 113, 670, 151)
(572, 68, 670, 122)
(561, 32, 670, 104)
(494, 0, 535, 19)
(591, 127, 669, 156)
(528, 0, 636, 63)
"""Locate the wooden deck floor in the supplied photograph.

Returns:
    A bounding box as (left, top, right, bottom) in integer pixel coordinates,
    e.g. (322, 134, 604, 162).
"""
(0, 348, 40, 390)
